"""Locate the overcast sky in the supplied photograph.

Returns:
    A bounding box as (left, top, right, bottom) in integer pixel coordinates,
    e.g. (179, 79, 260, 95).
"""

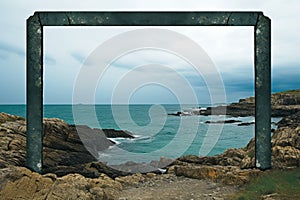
(0, 0, 299, 104)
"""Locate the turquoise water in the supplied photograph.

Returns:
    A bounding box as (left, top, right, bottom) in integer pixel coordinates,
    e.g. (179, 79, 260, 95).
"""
(0, 104, 280, 165)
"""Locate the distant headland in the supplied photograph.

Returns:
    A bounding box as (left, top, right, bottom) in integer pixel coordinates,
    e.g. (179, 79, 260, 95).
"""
(169, 89, 300, 117)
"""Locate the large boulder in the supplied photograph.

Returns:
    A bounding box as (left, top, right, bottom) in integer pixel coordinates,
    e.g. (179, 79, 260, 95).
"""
(0, 166, 122, 200)
(0, 112, 24, 124)
(0, 112, 128, 178)
(173, 164, 261, 185)
(0, 114, 26, 168)
(271, 113, 300, 168)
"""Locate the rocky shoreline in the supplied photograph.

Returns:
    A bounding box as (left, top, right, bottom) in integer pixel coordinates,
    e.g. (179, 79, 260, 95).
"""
(0, 113, 136, 178)
(0, 110, 299, 199)
(169, 90, 300, 117)
(0, 90, 299, 199)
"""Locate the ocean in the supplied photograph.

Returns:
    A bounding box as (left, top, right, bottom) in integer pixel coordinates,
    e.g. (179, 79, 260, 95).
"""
(0, 104, 280, 165)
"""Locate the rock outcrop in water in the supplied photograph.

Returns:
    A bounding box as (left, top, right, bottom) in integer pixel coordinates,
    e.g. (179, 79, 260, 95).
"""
(205, 119, 242, 124)
(170, 90, 300, 117)
(100, 128, 135, 138)
(212, 90, 300, 117)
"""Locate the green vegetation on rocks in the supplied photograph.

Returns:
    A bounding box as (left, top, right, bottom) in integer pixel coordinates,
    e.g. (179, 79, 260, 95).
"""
(231, 168, 300, 200)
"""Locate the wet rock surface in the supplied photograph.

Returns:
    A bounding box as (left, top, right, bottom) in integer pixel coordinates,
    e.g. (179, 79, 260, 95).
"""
(237, 122, 255, 126)
(205, 119, 242, 124)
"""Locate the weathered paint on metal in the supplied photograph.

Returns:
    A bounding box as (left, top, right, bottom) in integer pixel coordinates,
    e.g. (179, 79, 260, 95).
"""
(37, 11, 260, 26)
(255, 14, 271, 170)
(26, 13, 43, 173)
(26, 11, 271, 173)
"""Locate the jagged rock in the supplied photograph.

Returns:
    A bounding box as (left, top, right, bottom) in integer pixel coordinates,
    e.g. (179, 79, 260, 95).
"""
(0, 113, 128, 178)
(115, 173, 146, 186)
(271, 146, 300, 169)
(149, 156, 174, 169)
(109, 157, 174, 174)
(271, 105, 300, 117)
(0, 167, 54, 200)
(240, 118, 300, 169)
(174, 164, 261, 185)
(0, 117, 26, 168)
(0, 166, 122, 200)
(168, 111, 184, 116)
(201, 102, 254, 117)
(276, 111, 300, 128)
(0, 112, 24, 124)
(205, 120, 242, 124)
(272, 126, 300, 148)
(271, 112, 300, 168)
(240, 138, 256, 168)
(198, 90, 300, 117)
(176, 148, 247, 168)
(271, 91, 300, 105)
(100, 129, 135, 138)
(238, 122, 255, 126)
(83, 162, 130, 178)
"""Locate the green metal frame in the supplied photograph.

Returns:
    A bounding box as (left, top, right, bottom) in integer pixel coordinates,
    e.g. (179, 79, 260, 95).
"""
(26, 12, 271, 173)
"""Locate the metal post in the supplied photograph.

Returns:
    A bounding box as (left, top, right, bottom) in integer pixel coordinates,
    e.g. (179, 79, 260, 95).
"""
(255, 14, 271, 170)
(26, 13, 43, 173)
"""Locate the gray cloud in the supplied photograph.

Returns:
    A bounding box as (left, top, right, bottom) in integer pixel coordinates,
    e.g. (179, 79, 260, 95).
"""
(0, 41, 24, 57)
(0, 41, 56, 65)
(71, 52, 86, 64)
(70, 52, 94, 66)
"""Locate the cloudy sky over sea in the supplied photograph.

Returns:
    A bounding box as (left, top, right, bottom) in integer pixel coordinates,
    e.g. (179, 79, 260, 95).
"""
(0, 0, 299, 104)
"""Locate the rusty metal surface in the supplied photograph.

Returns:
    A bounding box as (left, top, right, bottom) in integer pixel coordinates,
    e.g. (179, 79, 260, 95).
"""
(26, 11, 271, 173)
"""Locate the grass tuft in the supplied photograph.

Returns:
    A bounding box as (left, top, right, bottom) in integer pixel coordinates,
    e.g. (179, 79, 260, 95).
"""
(228, 168, 300, 200)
